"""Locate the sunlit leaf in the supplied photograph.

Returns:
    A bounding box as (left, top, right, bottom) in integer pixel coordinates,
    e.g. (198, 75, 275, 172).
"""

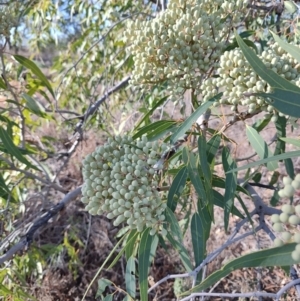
(271, 31, 300, 63)
(170, 94, 221, 144)
(22, 93, 48, 118)
(0, 126, 38, 169)
(187, 243, 298, 293)
(13, 55, 55, 98)
(246, 125, 278, 171)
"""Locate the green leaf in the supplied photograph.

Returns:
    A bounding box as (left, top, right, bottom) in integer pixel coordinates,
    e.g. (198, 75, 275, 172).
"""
(96, 278, 113, 298)
(284, 1, 298, 13)
(22, 93, 48, 118)
(236, 31, 300, 91)
(235, 32, 300, 117)
(285, 158, 295, 179)
(125, 230, 138, 260)
(167, 165, 188, 212)
(191, 208, 211, 268)
(228, 150, 300, 173)
(188, 243, 298, 293)
(206, 134, 221, 164)
(149, 234, 159, 265)
(274, 116, 286, 156)
(225, 38, 257, 52)
(198, 135, 211, 183)
(257, 88, 300, 118)
(271, 189, 280, 206)
(0, 77, 6, 89)
(138, 228, 154, 301)
(133, 120, 176, 140)
(252, 172, 262, 183)
(125, 256, 136, 299)
(280, 137, 300, 148)
(13, 55, 55, 98)
(135, 95, 169, 129)
(103, 295, 113, 301)
(271, 31, 300, 63)
(246, 125, 278, 171)
(212, 190, 244, 219)
(252, 116, 271, 132)
(235, 193, 253, 227)
(170, 94, 222, 144)
(165, 207, 193, 271)
(222, 148, 237, 231)
(0, 126, 37, 169)
(183, 148, 206, 204)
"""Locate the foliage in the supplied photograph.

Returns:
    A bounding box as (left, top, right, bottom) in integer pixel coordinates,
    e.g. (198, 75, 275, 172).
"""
(1, 0, 300, 300)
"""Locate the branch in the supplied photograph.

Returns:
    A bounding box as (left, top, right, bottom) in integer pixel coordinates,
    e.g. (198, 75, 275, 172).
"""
(56, 76, 131, 160)
(0, 186, 82, 265)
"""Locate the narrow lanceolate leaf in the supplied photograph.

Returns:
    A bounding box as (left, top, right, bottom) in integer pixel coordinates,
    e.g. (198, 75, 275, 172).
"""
(280, 137, 300, 148)
(274, 116, 286, 156)
(235, 31, 300, 92)
(222, 148, 237, 231)
(0, 126, 36, 169)
(246, 125, 278, 171)
(257, 89, 300, 118)
(125, 230, 138, 260)
(271, 31, 300, 63)
(183, 147, 206, 203)
(188, 243, 298, 293)
(133, 120, 176, 140)
(191, 207, 211, 268)
(138, 228, 154, 301)
(198, 135, 211, 183)
(206, 134, 221, 164)
(285, 158, 295, 179)
(167, 165, 188, 212)
(213, 190, 244, 219)
(125, 256, 136, 299)
(13, 55, 55, 98)
(23, 93, 48, 118)
(136, 95, 169, 128)
(236, 32, 300, 118)
(170, 93, 222, 144)
(0, 77, 6, 89)
(165, 207, 193, 271)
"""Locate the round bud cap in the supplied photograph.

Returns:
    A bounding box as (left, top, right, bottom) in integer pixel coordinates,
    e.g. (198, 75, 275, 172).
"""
(295, 205, 300, 215)
(292, 180, 300, 190)
(283, 184, 295, 197)
(279, 213, 289, 223)
(281, 231, 292, 241)
(273, 238, 284, 247)
(271, 214, 280, 223)
(283, 176, 292, 185)
(292, 250, 300, 262)
(282, 204, 295, 214)
(294, 233, 300, 244)
(288, 215, 300, 225)
(273, 222, 284, 232)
